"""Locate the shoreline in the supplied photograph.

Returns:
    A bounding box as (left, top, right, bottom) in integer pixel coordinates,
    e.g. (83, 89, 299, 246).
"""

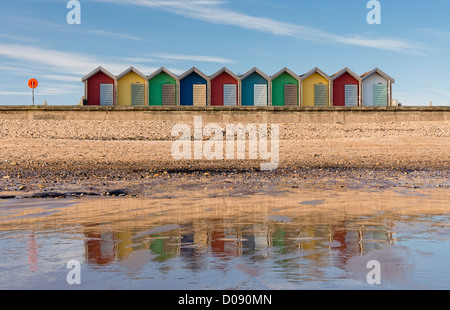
(1, 164, 448, 199)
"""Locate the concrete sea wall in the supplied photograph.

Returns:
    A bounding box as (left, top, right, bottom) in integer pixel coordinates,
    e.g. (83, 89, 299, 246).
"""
(0, 106, 449, 124)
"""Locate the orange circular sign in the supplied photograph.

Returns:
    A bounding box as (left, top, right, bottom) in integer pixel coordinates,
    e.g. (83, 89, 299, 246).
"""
(28, 79, 38, 89)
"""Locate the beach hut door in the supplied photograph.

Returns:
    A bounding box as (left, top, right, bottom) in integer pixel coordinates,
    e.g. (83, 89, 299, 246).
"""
(193, 84, 207, 106)
(373, 84, 387, 106)
(345, 85, 358, 106)
(162, 84, 176, 106)
(254, 84, 267, 106)
(131, 83, 145, 106)
(284, 84, 297, 106)
(314, 84, 328, 106)
(100, 84, 114, 106)
(223, 84, 237, 106)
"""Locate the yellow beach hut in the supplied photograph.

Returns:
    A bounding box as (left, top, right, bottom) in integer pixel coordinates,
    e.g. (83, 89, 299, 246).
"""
(301, 67, 332, 107)
(116, 67, 147, 106)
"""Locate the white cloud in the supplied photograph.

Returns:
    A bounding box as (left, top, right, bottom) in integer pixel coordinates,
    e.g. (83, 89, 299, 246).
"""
(0, 91, 30, 96)
(0, 84, 81, 96)
(417, 28, 450, 41)
(394, 89, 450, 106)
(92, 0, 425, 55)
(40, 74, 83, 82)
(0, 44, 102, 75)
(151, 53, 235, 64)
(88, 30, 147, 41)
(0, 43, 153, 76)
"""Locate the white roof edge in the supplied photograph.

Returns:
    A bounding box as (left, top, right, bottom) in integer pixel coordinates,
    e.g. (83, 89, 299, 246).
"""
(301, 67, 331, 82)
(179, 67, 210, 81)
(81, 66, 116, 82)
(147, 67, 180, 81)
(271, 67, 301, 81)
(116, 66, 147, 80)
(331, 67, 362, 82)
(210, 67, 240, 81)
(240, 67, 270, 81)
(361, 68, 395, 83)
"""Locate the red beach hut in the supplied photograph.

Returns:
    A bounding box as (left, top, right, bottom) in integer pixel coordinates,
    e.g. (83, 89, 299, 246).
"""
(82, 66, 117, 106)
(331, 67, 362, 106)
(210, 67, 240, 106)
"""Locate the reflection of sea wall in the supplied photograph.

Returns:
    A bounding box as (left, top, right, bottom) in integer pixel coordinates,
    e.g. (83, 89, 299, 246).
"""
(1, 189, 448, 232)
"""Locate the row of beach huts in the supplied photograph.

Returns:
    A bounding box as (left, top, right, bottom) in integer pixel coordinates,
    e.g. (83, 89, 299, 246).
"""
(81, 66, 395, 107)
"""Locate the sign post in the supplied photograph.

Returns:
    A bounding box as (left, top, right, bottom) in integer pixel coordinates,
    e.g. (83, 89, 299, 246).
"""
(28, 79, 38, 106)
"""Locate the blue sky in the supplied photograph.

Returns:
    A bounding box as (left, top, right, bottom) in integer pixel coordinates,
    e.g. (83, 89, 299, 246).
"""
(0, 0, 450, 106)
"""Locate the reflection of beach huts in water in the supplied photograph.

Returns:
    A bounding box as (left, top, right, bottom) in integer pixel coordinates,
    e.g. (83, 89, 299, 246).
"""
(240, 67, 271, 106)
(331, 68, 362, 106)
(361, 68, 395, 106)
(179, 67, 210, 106)
(149, 236, 180, 261)
(301, 67, 332, 107)
(116, 67, 147, 106)
(81, 66, 117, 106)
(271, 67, 301, 106)
(148, 67, 179, 106)
(210, 67, 240, 106)
(85, 231, 116, 265)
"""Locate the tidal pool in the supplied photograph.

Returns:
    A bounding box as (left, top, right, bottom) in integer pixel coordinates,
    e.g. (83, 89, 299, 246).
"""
(0, 187, 449, 290)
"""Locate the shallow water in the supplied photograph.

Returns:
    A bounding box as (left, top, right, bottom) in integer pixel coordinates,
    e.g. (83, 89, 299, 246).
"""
(0, 187, 449, 290)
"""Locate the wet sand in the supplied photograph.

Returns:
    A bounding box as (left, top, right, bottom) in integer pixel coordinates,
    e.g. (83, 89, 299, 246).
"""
(0, 119, 448, 198)
(0, 187, 449, 290)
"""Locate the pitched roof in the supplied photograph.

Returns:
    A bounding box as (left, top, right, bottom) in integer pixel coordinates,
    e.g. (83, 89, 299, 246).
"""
(331, 67, 362, 82)
(270, 67, 301, 81)
(116, 66, 147, 80)
(81, 66, 116, 82)
(209, 67, 240, 81)
(300, 67, 331, 82)
(147, 67, 179, 81)
(240, 67, 270, 82)
(361, 67, 395, 83)
(179, 67, 210, 81)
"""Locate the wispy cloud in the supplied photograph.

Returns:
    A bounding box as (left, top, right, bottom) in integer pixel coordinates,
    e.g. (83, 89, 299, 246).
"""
(40, 74, 83, 82)
(417, 28, 450, 41)
(394, 88, 450, 106)
(0, 43, 186, 85)
(0, 33, 40, 44)
(0, 44, 103, 75)
(0, 43, 145, 76)
(87, 30, 147, 41)
(0, 84, 81, 96)
(92, 0, 425, 55)
(0, 91, 30, 96)
(151, 53, 235, 64)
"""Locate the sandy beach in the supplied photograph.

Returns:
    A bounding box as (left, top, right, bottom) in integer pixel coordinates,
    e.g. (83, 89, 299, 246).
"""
(0, 118, 449, 291)
(0, 119, 448, 198)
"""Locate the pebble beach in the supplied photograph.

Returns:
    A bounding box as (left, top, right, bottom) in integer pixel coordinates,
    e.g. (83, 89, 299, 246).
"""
(0, 119, 449, 199)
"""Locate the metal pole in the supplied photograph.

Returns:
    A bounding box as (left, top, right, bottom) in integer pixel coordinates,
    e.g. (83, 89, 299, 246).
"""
(32, 87, 35, 106)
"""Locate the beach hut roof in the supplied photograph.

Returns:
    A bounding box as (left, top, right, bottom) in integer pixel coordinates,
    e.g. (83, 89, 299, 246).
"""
(179, 67, 210, 81)
(210, 67, 240, 81)
(81, 66, 116, 82)
(300, 67, 331, 82)
(116, 66, 147, 80)
(147, 67, 179, 81)
(361, 68, 395, 83)
(240, 67, 270, 82)
(331, 67, 362, 82)
(271, 67, 301, 81)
